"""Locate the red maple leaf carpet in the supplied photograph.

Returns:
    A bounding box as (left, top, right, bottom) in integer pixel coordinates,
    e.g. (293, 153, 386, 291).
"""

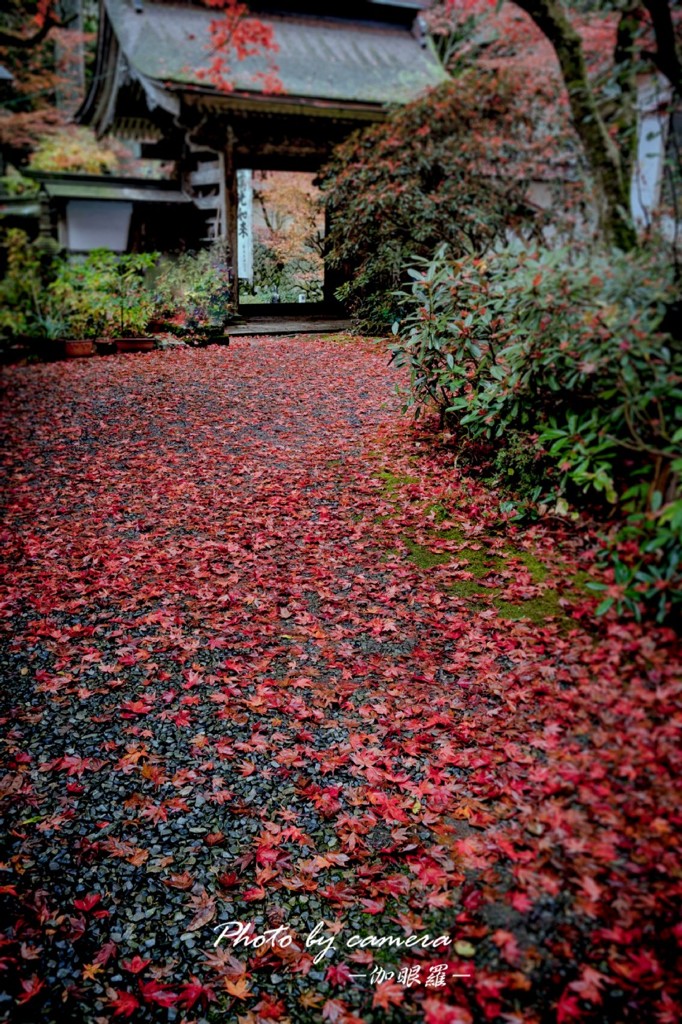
(0, 337, 680, 1024)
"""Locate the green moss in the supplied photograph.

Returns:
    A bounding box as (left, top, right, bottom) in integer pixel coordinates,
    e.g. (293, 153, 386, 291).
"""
(380, 548, 402, 562)
(458, 545, 496, 574)
(378, 469, 419, 494)
(447, 581, 566, 624)
(449, 542, 550, 583)
(403, 537, 451, 569)
(427, 500, 451, 523)
(516, 549, 549, 583)
(569, 569, 594, 591)
(449, 580, 487, 601)
(316, 332, 357, 343)
(495, 590, 563, 622)
(374, 461, 594, 629)
(438, 526, 465, 541)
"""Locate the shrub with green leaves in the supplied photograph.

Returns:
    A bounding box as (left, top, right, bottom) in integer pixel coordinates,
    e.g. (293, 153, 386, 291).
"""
(239, 240, 324, 304)
(391, 243, 681, 621)
(0, 229, 44, 340)
(45, 250, 159, 339)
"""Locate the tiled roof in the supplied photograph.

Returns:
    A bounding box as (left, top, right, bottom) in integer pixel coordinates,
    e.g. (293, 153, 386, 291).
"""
(104, 0, 445, 105)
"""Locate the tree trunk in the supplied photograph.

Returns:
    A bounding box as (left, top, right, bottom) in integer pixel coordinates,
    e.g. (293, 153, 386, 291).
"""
(641, 0, 682, 95)
(613, 1, 639, 189)
(511, 0, 637, 250)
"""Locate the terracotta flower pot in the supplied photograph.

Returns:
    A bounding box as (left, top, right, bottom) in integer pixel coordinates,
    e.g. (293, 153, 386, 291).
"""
(64, 340, 96, 358)
(115, 337, 156, 353)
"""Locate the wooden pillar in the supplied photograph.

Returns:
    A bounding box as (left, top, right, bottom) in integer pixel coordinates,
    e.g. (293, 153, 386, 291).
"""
(224, 127, 240, 307)
(323, 205, 344, 310)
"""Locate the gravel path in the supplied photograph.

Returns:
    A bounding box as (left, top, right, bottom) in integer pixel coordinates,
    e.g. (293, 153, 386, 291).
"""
(1, 338, 680, 1024)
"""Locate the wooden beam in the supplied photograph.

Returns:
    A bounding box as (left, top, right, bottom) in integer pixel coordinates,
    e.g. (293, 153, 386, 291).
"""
(224, 127, 240, 307)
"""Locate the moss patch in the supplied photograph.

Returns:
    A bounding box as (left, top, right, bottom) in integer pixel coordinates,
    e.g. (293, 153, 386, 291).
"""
(568, 569, 594, 591)
(375, 462, 593, 627)
(516, 549, 549, 583)
(495, 591, 564, 623)
(403, 537, 451, 569)
(379, 469, 419, 494)
(427, 501, 451, 523)
(403, 524, 585, 627)
(448, 580, 488, 600)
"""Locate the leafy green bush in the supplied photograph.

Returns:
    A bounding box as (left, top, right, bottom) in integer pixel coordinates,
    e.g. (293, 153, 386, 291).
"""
(49, 250, 158, 338)
(0, 237, 161, 343)
(91, 251, 157, 337)
(391, 243, 681, 621)
(589, 498, 682, 622)
(153, 242, 234, 330)
(0, 229, 44, 340)
(319, 74, 551, 332)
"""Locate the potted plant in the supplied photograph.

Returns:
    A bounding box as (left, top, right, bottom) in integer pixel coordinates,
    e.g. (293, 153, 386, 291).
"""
(104, 251, 158, 352)
(48, 254, 108, 356)
(0, 228, 60, 360)
(34, 312, 95, 358)
(74, 250, 158, 352)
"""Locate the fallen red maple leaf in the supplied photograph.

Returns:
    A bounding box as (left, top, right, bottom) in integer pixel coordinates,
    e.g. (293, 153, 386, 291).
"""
(73, 893, 101, 912)
(16, 974, 45, 1005)
(108, 989, 141, 1018)
(373, 979, 405, 1009)
(138, 978, 178, 1007)
(177, 975, 217, 1010)
(120, 956, 151, 974)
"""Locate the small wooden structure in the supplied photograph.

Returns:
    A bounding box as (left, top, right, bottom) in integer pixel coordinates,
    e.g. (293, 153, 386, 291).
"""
(0, 171, 207, 253)
(77, 0, 444, 307)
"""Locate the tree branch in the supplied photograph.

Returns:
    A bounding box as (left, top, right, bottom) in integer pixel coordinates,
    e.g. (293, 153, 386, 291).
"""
(613, 0, 640, 185)
(0, 10, 61, 49)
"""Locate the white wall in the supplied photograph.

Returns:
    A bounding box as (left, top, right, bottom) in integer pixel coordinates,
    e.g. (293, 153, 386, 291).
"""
(66, 200, 132, 251)
(631, 74, 673, 234)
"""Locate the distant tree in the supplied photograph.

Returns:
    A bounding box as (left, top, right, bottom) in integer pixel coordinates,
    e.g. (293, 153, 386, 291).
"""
(28, 125, 139, 174)
(0, 0, 281, 167)
(253, 172, 323, 264)
(0, 0, 60, 49)
(0, 0, 87, 164)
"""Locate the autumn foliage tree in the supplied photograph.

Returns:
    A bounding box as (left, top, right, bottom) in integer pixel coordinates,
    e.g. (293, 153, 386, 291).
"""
(319, 69, 574, 330)
(0, 0, 280, 167)
(0, 0, 72, 163)
(247, 171, 324, 299)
